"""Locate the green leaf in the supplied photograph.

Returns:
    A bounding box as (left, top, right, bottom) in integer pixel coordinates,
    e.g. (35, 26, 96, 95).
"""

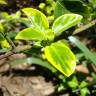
(15, 28, 46, 41)
(69, 36, 96, 65)
(80, 88, 90, 96)
(21, 18, 32, 27)
(0, 40, 10, 48)
(89, 0, 96, 9)
(79, 81, 88, 88)
(68, 76, 78, 89)
(52, 14, 83, 36)
(1, 12, 11, 21)
(54, 0, 70, 18)
(54, 0, 89, 19)
(10, 57, 56, 73)
(22, 8, 49, 31)
(12, 11, 21, 19)
(44, 40, 76, 76)
(45, 29, 54, 41)
(0, 0, 7, 4)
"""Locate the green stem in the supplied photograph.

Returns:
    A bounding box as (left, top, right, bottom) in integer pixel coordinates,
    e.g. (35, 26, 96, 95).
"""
(5, 36, 16, 49)
(73, 20, 96, 35)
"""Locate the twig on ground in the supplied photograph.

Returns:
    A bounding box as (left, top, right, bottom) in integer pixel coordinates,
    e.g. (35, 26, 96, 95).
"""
(73, 20, 96, 35)
(0, 45, 31, 60)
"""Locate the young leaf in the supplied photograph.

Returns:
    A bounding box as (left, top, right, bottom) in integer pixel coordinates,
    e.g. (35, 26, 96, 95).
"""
(15, 28, 45, 41)
(45, 29, 54, 41)
(80, 81, 90, 96)
(12, 11, 21, 19)
(44, 40, 76, 76)
(1, 40, 10, 48)
(52, 14, 83, 36)
(80, 88, 90, 96)
(68, 76, 78, 90)
(22, 8, 49, 31)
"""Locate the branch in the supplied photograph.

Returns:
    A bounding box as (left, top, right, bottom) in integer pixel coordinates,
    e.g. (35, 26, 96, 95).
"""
(5, 36, 16, 49)
(0, 51, 14, 60)
(73, 20, 96, 35)
(0, 45, 31, 60)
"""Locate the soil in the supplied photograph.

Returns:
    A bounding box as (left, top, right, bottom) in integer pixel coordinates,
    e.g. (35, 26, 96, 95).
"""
(0, 53, 56, 96)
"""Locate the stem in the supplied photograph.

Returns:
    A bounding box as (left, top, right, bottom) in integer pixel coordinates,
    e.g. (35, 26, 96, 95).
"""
(73, 20, 96, 35)
(0, 45, 32, 60)
(5, 36, 16, 49)
(0, 51, 14, 60)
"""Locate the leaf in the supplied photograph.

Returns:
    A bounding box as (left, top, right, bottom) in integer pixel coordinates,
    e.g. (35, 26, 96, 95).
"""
(22, 8, 49, 31)
(15, 27, 46, 41)
(12, 11, 21, 19)
(0, 0, 7, 4)
(89, 0, 96, 9)
(1, 40, 10, 48)
(45, 29, 54, 41)
(52, 14, 83, 36)
(79, 81, 90, 96)
(54, 0, 70, 18)
(1, 12, 11, 21)
(68, 76, 78, 90)
(10, 57, 56, 73)
(21, 18, 32, 27)
(79, 81, 88, 88)
(68, 76, 79, 90)
(80, 88, 90, 96)
(54, 0, 89, 19)
(44, 40, 76, 76)
(69, 36, 96, 65)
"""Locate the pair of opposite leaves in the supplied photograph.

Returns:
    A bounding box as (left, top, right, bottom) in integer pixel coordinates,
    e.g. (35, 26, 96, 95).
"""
(16, 8, 83, 76)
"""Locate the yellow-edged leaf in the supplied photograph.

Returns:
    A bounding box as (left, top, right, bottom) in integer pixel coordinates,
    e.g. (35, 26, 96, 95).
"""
(44, 40, 76, 76)
(52, 14, 83, 36)
(22, 8, 49, 32)
(15, 27, 46, 41)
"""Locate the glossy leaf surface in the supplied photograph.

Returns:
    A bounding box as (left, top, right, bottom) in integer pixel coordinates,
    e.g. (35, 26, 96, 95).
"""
(44, 40, 76, 76)
(22, 8, 49, 31)
(52, 14, 83, 36)
(15, 28, 45, 41)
